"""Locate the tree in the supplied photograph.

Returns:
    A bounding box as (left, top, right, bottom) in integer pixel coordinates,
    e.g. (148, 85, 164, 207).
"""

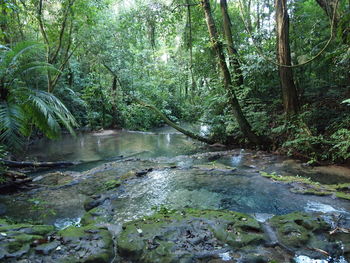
(275, 0, 299, 115)
(201, 0, 264, 145)
(220, 0, 243, 87)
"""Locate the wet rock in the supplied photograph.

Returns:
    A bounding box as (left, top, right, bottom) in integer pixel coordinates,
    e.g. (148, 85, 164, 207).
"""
(117, 209, 347, 263)
(58, 224, 114, 262)
(135, 168, 153, 177)
(268, 212, 334, 257)
(0, 219, 113, 263)
(117, 209, 267, 263)
(84, 196, 107, 212)
(35, 241, 60, 255)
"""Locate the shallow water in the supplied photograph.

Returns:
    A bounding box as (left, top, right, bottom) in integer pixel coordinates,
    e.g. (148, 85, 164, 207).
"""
(109, 159, 350, 224)
(3, 128, 350, 229)
(21, 129, 205, 163)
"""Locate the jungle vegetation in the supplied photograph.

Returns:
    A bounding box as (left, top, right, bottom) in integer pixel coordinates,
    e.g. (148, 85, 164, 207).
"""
(0, 0, 349, 163)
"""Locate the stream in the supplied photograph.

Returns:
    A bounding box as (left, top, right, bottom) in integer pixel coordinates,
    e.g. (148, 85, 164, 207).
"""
(1, 127, 350, 262)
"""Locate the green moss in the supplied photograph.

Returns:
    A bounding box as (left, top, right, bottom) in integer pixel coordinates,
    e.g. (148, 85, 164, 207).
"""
(269, 212, 329, 249)
(120, 170, 136, 181)
(0, 218, 9, 226)
(335, 191, 350, 200)
(13, 233, 43, 243)
(31, 225, 55, 235)
(260, 171, 350, 201)
(118, 208, 267, 262)
(85, 252, 112, 263)
(260, 171, 316, 184)
(58, 225, 94, 238)
(102, 179, 121, 190)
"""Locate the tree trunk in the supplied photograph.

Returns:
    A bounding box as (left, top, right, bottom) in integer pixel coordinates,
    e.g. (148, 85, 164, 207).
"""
(111, 76, 117, 128)
(186, 0, 196, 93)
(135, 98, 215, 144)
(275, 0, 299, 115)
(315, 0, 339, 29)
(220, 0, 244, 87)
(201, 0, 263, 145)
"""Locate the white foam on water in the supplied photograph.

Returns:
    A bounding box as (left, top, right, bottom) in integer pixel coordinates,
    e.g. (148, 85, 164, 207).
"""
(294, 256, 327, 263)
(218, 252, 232, 261)
(294, 255, 348, 263)
(254, 213, 274, 222)
(305, 201, 347, 214)
(54, 217, 81, 230)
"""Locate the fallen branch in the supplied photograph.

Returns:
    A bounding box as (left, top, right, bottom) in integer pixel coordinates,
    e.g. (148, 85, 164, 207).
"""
(0, 159, 78, 168)
(135, 98, 215, 144)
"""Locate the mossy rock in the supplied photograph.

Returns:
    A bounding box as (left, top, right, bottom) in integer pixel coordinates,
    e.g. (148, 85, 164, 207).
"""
(269, 212, 329, 249)
(58, 224, 113, 263)
(102, 179, 121, 190)
(117, 209, 266, 263)
(0, 223, 54, 236)
(260, 172, 350, 201)
(120, 170, 137, 181)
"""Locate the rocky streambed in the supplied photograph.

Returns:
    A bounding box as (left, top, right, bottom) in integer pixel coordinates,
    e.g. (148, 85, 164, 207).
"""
(1, 145, 350, 262)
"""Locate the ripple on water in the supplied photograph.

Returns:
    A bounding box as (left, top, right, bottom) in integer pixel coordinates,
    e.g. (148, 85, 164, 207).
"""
(110, 168, 350, 224)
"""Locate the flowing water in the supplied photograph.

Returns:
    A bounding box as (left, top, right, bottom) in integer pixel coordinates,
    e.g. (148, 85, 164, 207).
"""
(1, 127, 350, 262)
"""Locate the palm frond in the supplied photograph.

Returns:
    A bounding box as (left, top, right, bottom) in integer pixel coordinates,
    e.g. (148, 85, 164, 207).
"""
(20, 62, 61, 76)
(25, 90, 78, 138)
(0, 102, 25, 149)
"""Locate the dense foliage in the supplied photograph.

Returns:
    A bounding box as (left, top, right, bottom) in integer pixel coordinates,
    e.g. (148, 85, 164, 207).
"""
(0, 0, 349, 163)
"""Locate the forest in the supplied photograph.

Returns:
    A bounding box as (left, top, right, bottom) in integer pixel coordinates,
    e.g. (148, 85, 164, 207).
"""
(0, 0, 350, 262)
(0, 0, 349, 162)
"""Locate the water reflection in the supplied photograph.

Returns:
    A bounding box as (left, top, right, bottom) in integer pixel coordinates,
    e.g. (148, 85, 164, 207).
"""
(21, 129, 204, 162)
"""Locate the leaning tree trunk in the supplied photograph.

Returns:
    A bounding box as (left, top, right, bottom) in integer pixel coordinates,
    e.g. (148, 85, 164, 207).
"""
(220, 0, 244, 87)
(201, 0, 263, 145)
(135, 98, 214, 144)
(275, 0, 299, 115)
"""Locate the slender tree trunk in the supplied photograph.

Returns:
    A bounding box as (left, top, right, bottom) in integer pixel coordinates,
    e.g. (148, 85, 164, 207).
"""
(257, 1, 261, 30)
(220, 0, 243, 87)
(0, 4, 10, 101)
(275, 0, 299, 115)
(186, 0, 196, 93)
(201, 0, 263, 145)
(111, 76, 117, 128)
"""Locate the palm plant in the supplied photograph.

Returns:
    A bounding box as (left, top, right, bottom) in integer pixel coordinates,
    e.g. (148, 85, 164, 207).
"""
(0, 41, 77, 150)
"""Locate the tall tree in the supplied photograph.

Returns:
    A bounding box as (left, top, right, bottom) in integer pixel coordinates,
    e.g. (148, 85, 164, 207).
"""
(220, 0, 243, 87)
(275, 0, 299, 115)
(186, 0, 196, 93)
(37, 0, 77, 93)
(201, 0, 263, 145)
